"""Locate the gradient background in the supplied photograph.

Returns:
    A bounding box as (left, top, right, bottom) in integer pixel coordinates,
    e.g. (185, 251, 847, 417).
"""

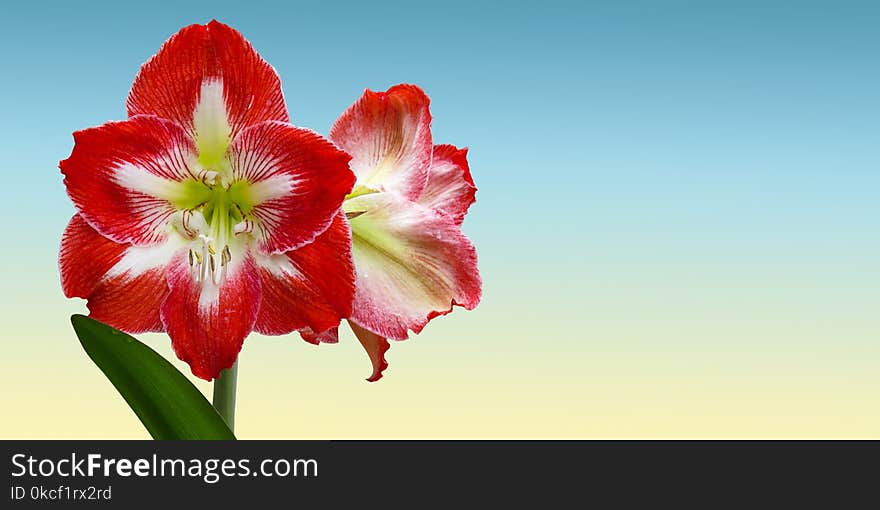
(1, 0, 877, 438)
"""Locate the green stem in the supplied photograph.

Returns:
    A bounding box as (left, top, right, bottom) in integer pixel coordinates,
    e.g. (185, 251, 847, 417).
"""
(212, 361, 238, 433)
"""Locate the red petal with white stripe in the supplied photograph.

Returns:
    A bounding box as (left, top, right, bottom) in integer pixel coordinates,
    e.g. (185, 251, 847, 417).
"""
(231, 121, 354, 254)
(329, 84, 432, 200)
(160, 254, 261, 380)
(127, 20, 288, 138)
(254, 212, 355, 335)
(60, 116, 196, 245)
(60, 215, 169, 332)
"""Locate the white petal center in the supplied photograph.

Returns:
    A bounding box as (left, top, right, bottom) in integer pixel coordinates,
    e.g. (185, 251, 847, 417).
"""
(193, 79, 232, 170)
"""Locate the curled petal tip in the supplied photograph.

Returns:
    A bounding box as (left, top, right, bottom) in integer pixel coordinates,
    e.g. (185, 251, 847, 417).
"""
(350, 322, 391, 383)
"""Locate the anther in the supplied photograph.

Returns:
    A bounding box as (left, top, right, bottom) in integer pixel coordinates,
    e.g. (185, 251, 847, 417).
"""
(212, 255, 225, 286)
(189, 250, 201, 282)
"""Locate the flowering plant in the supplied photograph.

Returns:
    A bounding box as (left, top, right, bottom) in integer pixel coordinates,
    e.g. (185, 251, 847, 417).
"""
(62, 21, 481, 438)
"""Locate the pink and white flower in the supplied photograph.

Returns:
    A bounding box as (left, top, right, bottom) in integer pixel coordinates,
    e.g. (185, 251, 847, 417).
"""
(307, 84, 482, 381)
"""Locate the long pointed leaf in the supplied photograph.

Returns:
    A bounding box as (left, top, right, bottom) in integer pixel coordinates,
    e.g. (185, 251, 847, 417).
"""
(71, 314, 235, 440)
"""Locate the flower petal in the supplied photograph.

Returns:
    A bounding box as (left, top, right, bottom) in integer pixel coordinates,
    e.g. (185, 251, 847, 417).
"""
(127, 20, 288, 140)
(60, 116, 197, 245)
(349, 321, 390, 382)
(298, 327, 339, 345)
(160, 254, 261, 380)
(230, 121, 354, 254)
(345, 192, 481, 339)
(87, 271, 168, 334)
(60, 214, 126, 298)
(418, 144, 476, 224)
(329, 84, 432, 200)
(254, 212, 355, 335)
(60, 214, 174, 333)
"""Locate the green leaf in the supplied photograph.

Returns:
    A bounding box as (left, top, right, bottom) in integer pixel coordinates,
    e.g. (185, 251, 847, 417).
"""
(71, 314, 235, 440)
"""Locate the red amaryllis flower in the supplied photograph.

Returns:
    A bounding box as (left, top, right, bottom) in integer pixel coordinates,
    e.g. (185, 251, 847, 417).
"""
(302, 84, 482, 381)
(59, 21, 355, 380)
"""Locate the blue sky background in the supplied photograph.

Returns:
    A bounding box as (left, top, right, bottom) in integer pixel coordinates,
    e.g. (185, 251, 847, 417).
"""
(0, 1, 878, 437)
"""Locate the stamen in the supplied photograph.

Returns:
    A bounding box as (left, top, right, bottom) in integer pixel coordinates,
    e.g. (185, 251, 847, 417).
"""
(217, 264, 227, 285)
(189, 250, 200, 282)
(212, 254, 225, 285)
(222, 245, 231, 266)
(199, 238, 210, 284)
